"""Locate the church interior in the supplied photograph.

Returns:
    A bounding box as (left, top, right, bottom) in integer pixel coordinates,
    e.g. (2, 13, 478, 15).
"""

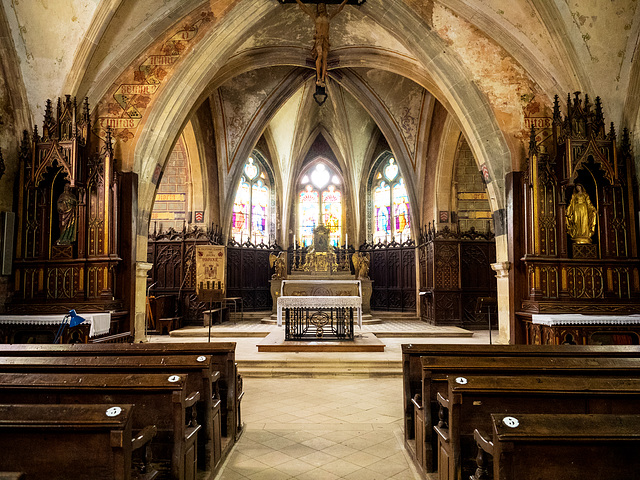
(1, 0, 640, 479)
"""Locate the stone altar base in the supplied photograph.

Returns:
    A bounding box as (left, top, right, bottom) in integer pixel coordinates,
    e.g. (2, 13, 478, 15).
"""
(257, 330, 385, 352)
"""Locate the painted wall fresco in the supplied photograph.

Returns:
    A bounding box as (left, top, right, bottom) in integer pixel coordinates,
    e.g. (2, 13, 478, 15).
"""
(94, 7, 216, 148)
(433, 4, 541, 140)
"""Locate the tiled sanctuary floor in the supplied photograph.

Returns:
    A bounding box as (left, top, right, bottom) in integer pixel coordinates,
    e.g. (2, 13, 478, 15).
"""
(149, 323, 492, 479)
(217, 377, 418, 480)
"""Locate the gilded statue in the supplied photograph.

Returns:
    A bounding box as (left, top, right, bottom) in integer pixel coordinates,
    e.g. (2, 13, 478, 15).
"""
(352, 251, 370, 279)
(566, 184, 597, 244)
(269, 251, 287, 280)
(294, 0, 348, 87)
(57, 184, 78, 245)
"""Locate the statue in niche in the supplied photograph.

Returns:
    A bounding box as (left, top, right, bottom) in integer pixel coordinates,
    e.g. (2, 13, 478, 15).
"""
(56, 184, 78, 245)
(352, 251, 370, 279)
(566, 184, 597, 244)
(294, 0, 348, 87)
(269, 251, 287, 280)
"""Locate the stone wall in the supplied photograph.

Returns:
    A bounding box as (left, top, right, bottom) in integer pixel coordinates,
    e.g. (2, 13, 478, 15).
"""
(455, 138, 492, 233)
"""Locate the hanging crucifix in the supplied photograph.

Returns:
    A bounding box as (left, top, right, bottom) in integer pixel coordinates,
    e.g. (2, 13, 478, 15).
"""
(294, 0, 349, 88)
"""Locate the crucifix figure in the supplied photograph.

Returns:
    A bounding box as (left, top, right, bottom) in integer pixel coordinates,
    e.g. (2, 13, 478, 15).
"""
(295, 0, 349, 87)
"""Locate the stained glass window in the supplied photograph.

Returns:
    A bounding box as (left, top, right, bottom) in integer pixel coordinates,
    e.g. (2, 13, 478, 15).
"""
(298, 161, 343, 247)
(371, 156, 411, 242)
(232, 156, 271, 244)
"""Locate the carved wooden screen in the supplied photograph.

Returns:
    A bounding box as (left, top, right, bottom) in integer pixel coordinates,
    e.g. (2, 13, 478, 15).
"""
(226, 241, 276, 311)
(361, 240, 416, 312)
(148, 226, 276, 324)
(419, 225, 496, 329)
(148, 225, 224, 325)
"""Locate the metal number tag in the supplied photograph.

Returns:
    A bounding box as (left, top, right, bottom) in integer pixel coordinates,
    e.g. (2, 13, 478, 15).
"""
(455, 377, 468, 385)
(168, 375, 181, 383)
(503, 416, 519, 428)
(106, 406, 122, 417)
(197, 356, 206, 362)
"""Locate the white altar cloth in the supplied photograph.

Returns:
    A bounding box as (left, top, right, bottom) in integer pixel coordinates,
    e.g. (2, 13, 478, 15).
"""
(0, 312, 111, 337)
(277, 296, 362, 328)
(532, 314, 640, 326)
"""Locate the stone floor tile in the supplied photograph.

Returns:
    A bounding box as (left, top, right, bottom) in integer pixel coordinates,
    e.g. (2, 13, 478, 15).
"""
(297, 451, 339, 468)
(248, 467, 293, 480)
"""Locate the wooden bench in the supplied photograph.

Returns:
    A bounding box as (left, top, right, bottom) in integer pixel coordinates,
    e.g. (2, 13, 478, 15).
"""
(402, 344, 640, 464)
(0, 342, 242, 445)
(416, 354, 640, 475)
(0, 474, 26, 480)
(402, 345, 640, 472)
(0, 354, 222, 475)
(0, 404, 157, 480)
(0, 372, 202, 480)
(471, 414, 640, 480)
(434, 375, 640, 480)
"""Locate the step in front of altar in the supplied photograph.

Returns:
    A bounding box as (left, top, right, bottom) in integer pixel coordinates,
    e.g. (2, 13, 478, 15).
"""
(257, 330, 385, 353)
(237, 357, 401, 378)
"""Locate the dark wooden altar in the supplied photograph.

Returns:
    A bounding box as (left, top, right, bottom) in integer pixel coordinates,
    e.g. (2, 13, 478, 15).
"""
(8, 97, 126, 336)
(418, 225, 496, 329)
(518, 93, 640, 344)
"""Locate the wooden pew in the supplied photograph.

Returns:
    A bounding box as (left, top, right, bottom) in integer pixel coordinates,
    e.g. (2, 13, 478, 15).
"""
(471, 414, 640, 480)
(407, 348, 640, 473)
(0, 474, 26, 480)
(0, 372, 201, 480)
(0, 404, 157, 480)
(402, 344, 640, 462)
(0, 355, 222, 475)
(435, 375, 640, 480)
(0, 341, 242, 445)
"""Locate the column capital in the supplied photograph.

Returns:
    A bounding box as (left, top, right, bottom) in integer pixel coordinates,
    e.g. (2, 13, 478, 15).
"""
(491, 261, 511, 278)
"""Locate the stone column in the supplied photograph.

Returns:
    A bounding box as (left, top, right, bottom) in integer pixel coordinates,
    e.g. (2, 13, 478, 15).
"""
(491, 260, 511, 344)
(134, 262, 153, 343)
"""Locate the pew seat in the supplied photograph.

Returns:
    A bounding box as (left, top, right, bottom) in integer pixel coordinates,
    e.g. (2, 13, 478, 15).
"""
(401, 343, 640, 473)
(472, 414, 640, 480)
(0, 404, 157, 480)
(0, 372, 201, 480)
(435, 375, 640, 480)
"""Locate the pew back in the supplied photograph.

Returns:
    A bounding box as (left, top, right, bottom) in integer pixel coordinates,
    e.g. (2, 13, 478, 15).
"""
(0, 342, 241, 442)
(0, 404, 136, 480)
(439, 375, 640, 480)
(484, 413, 640, 480)
(0, 355, 221, 475)
(415, 354, 640, 474)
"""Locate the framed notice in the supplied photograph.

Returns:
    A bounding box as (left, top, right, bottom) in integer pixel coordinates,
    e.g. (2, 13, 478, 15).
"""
(196, 245, 226, 294)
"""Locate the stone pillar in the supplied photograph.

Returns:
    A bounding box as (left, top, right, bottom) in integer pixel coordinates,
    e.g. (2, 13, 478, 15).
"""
(134, 262, 153, 343)
(491, 260, 511, 344)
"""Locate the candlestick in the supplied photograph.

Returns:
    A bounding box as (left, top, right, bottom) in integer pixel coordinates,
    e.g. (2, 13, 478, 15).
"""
(345, 233, 348, 248)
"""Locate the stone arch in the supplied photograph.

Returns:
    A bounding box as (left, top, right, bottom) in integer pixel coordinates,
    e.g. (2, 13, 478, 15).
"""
(433, 117, 462, 229)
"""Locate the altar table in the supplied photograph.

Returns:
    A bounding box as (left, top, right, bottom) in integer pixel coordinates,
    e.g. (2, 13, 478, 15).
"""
(526, 314, 640, 345)
(0, 313, 111, 338)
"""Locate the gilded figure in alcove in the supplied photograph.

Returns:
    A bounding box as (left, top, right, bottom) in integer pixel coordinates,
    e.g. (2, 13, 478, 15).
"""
(566, 184, 597, 244)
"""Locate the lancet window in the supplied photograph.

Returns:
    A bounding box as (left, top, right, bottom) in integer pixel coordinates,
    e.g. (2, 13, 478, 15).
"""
(232, 155, 272, 244)
(370, 155, 411, 242)
(298, 161, 343, 246)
